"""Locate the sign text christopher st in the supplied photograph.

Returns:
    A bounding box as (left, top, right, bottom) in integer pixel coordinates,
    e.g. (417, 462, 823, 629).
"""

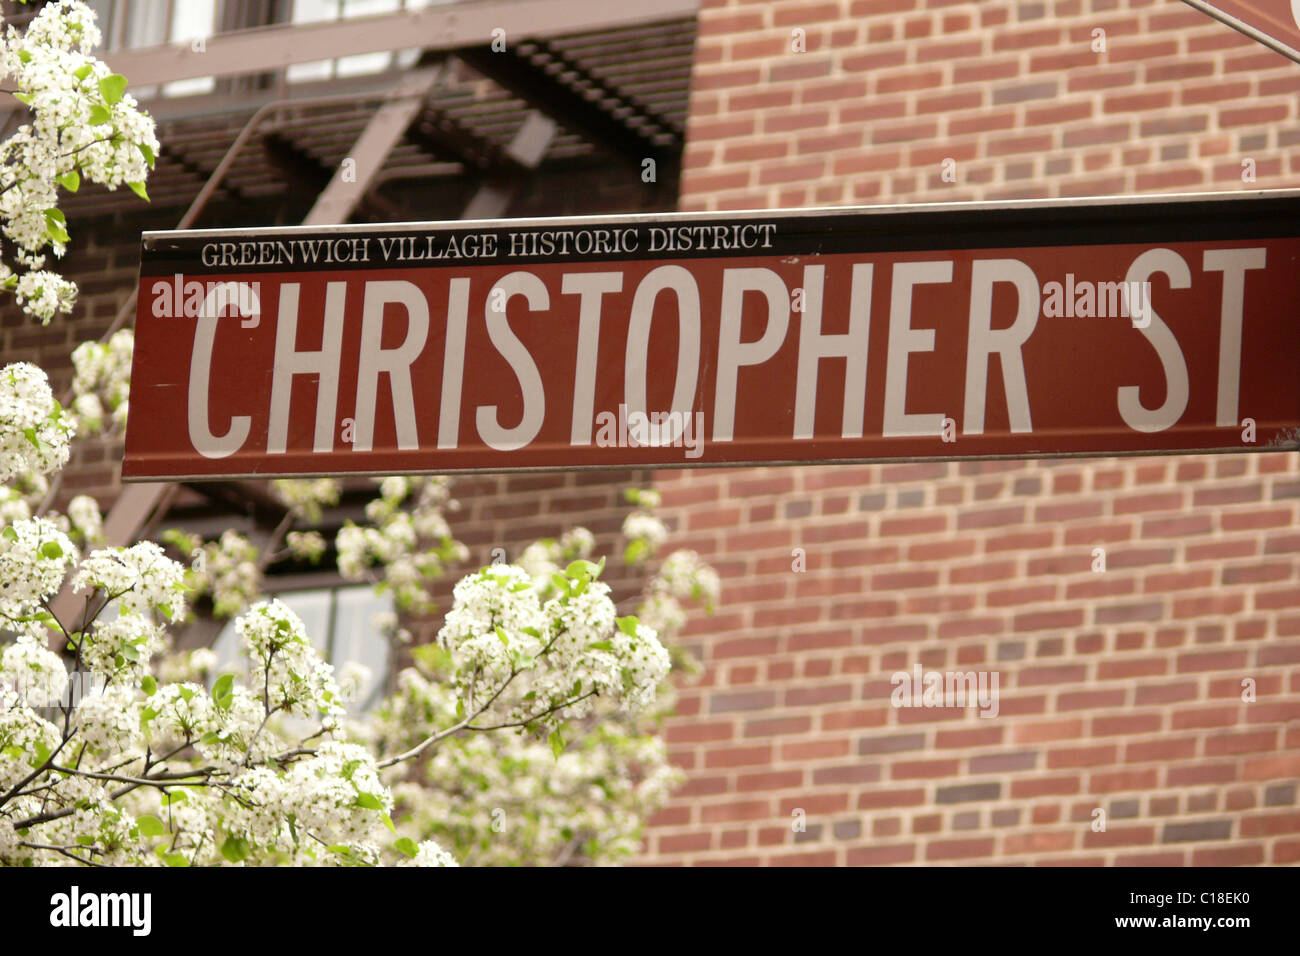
(123, 191, 1300, 480)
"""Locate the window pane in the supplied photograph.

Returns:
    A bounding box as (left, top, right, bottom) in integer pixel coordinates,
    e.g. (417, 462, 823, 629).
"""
(278, 590, 334, 658)
(332, 587, 391, 710)
(124, 0, 169, 49)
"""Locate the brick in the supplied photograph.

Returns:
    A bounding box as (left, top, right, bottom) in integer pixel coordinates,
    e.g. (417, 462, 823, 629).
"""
(936, 782, 1000, 804)
(846, 843, 916, 865)
(1162, 820, 1232, 843)
(926, 838, 995, 860)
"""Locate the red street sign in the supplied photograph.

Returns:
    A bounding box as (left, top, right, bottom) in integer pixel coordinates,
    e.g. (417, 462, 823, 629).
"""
(1182, 0, 1300, 62)
(123, 191, 1300, 481)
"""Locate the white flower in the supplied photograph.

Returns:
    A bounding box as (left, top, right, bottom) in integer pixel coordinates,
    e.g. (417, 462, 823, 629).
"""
(236, 599, 341, 720)
(400, 839, 459, 867)
(75, 684, 139, 753)
(622, 513, 668, 546)
(655, 549, 721, 605)
(0, 515, 78, 618)
(0, 363, 74, 482)
(1, 637, 68, 707)
(73, 541, 187, 616)
(67, 493, 102, 544)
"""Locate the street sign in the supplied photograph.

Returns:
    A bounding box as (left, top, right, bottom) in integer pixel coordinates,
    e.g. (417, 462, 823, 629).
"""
(1181, 0, 1300, 63)
(123, 191, 1300, 481)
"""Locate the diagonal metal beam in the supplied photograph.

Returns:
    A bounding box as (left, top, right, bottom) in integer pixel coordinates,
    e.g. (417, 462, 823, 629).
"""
(305, 67, 441, 225)
(454, 40, 681, 177)
(460, 111, 557, 220)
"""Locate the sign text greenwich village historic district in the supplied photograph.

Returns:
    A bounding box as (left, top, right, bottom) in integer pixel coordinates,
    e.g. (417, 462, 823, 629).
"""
(122, 191, 1300, 481)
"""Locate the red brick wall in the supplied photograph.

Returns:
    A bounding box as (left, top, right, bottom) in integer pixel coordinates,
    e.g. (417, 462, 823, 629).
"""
(641, 0, 1300, 864)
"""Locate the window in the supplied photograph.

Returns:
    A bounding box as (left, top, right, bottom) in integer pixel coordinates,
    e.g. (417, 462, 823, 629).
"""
(88, 0, 218, 97)
(285, 0, 447, 83)
(211, 585, 392, 712)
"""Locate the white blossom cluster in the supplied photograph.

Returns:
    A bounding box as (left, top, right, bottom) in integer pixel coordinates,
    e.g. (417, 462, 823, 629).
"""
(70, 542, 187, 681)
(66, 492, 102, 544)
(69, 329, 132, 434)
(336, 475, 467, 613)
(273, 477, 340, 524)
(286, 529, 327, 563)
(518, 526, 596, 594)
(200, 530, 262, 618)
(385, 725, 682, 867)
(221, 741, 393, 863)
(237, 599, 343, 722)
(0, 2, 158, 323)
(622, 513, 670, 573)
(0, 362, 73, 483)
(0, 483, 31, 525)
(436, 562, 671, 730)
(0, 515, 77, 624)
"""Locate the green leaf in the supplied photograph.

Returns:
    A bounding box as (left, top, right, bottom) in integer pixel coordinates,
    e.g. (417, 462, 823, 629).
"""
(17, 49, 31, 64)
(548, 729, 565, 759)
(177, 684, 193, 702)
(616, 616, 640, 638)
(12, 92, 33, 107)
(137, 142, 155, 169)
(137, 814, 166, 838)
(163, 852, 190, 867)
(141, 675, 157, 696)
(355, 792, 384, 811)
(394, 837, 418, 858)
(87, 104, 111, 126)
(126, 181, 149, 202)
(99, 73, 127, 105)
(1, 526, 17, 541)
(381, 813, 396, 835)
(220, 835, 250, 863)
(213, 673, 234, 706)
(566, 558, 602, 582)
(40, 540, 63, 559)
(494, 625, 509, 647)
(587, 640, 613, 652)
(43, 208, 65, 225)
(73, 64, 93, 82)
(623, 538, 648, 565)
